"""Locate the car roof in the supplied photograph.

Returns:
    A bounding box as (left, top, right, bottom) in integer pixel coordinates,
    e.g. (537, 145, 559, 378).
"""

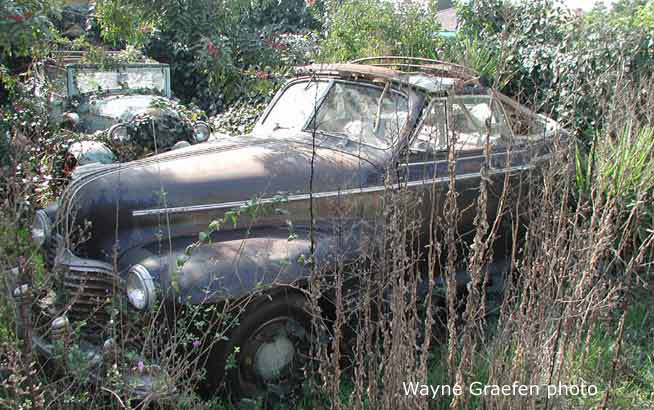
(296, 57, 484, 95)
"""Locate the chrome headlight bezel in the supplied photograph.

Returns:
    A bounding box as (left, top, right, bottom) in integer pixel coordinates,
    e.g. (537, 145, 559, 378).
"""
(31, 209, 51, 247)
(109, 123, 129, 143)
(192, 121, 211, 143)
(126, 264, 156, 310)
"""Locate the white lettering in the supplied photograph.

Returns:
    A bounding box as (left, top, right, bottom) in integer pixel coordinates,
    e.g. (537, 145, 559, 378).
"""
(470, 382, 483, 396)
(402, 382, 420, 396)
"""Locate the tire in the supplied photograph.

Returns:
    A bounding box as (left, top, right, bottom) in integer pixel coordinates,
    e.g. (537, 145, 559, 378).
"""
(206, 291, 314, 402)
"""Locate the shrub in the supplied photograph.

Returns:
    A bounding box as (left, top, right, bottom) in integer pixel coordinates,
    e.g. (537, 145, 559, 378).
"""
(320, 0, 443, 62)
(0, 0, 56, 61)
(455, 0, 654, 138)
(94, 0, 153, 47)
(95, 0, 319, 114)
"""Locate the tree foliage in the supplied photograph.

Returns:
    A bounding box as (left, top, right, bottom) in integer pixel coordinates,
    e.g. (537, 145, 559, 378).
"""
(94, 0, 319, 113)
(0, 0, 56, 64)
(320, 0, 443, 62)
(455, 0, 654, 137)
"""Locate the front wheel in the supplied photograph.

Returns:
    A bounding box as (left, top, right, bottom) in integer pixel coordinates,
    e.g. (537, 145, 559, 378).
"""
(208, 292, 314, 402)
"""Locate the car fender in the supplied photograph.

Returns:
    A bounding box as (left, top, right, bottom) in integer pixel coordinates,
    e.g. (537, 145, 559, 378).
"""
(118, 222, 381, 305)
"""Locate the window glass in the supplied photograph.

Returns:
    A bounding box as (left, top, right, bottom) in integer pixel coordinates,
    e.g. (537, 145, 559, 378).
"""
(411, 101, 447, 152)
(312, 82, 408, 148)
(449, 96, 511, 150)
(260, 81, 330, 131)
(72, 66, 168, 95)
(499, 97, 548, 143)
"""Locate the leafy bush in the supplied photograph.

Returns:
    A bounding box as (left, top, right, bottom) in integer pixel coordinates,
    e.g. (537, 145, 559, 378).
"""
(95, 0, 319, 114)
(455, 0, 654, 138)
(210, 69, 286, 134)
(0, 0, 56, 70)
(320, 0, 444, 62)
(95, 0, 153, 47)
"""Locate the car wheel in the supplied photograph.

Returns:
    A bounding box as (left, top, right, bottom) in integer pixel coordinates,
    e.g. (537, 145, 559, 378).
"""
(208, 292, 314, 402)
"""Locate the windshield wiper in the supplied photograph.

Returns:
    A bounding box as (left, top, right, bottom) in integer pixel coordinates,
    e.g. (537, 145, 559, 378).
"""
(319, 130, 352, 140)
(272, 122, 292, 131)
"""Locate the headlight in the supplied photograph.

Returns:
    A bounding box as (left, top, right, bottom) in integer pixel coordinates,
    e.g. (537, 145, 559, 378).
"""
(126, 265, 156, 310)
(192, 122, 211, 143)
(109, 123, 129, 143)
(31, 210, 51, 247)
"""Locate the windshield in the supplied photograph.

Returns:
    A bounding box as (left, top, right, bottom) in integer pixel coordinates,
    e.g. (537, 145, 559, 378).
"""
(259, 81, 330, 131)
(257, 80, 409, 149)
(68, 65, 170, 97)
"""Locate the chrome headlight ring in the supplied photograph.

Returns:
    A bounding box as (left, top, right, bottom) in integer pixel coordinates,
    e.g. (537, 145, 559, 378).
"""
(31, 210, 51, 247)
(109, 123, 129, 143)
(126, 264, 156, 310)
(192, 121, 211, 143)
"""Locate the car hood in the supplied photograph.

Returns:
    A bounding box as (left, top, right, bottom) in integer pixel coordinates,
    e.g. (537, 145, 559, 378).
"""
(59, 133, 387, 262)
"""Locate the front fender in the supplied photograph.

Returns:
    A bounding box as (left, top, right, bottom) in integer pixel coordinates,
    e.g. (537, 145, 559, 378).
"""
(118, 223, 378, 305)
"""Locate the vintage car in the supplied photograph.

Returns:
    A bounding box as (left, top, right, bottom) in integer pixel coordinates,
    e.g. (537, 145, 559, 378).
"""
(24, 57, 564, 400)
(34, 56, 211, 172)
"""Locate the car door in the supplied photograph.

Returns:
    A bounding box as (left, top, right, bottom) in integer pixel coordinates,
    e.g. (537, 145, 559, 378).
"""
(403, 94, 515, 243)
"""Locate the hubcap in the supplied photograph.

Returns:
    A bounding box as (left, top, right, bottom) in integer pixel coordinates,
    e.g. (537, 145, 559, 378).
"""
(240, 316, 309, 395)
(254, 333, 295, 381)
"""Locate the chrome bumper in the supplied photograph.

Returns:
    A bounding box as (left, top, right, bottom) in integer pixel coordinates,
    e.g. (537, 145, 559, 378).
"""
(10, 268, 174, 401)
(30, 330, 175, 399)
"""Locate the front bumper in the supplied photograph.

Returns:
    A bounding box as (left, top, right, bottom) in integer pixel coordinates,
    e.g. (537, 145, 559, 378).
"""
(10, 266, 175, 401)
(30, 329, 174, 400)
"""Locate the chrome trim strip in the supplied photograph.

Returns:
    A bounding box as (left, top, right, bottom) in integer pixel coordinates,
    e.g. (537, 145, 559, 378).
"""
(133, 162, 540, 217)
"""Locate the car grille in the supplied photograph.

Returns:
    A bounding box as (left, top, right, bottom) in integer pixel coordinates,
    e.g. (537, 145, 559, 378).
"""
(63, 269, 116, 340)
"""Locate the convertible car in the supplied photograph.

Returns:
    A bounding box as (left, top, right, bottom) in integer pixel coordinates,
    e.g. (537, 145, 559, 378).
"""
(24, 57, 564, 401)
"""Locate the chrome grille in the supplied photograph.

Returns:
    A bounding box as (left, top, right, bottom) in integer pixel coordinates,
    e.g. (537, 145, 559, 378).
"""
(63, 269, 116, 339)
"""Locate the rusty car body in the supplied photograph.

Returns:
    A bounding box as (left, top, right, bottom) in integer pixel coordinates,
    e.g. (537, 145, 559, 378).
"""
(25, 57, 564, 399)
(34, 54, 211, 171)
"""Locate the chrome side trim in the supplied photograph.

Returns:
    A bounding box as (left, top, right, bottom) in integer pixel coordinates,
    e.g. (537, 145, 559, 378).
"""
(133, 162, 540, 217)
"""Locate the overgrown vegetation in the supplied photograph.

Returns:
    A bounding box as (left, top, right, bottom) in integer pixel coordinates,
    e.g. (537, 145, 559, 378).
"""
(1, 0, 654, 409)
(318, 0, 444, 61)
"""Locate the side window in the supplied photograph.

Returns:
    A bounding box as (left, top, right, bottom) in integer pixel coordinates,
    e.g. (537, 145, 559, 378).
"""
(411, 101, 447, 153)
(449, 96, 512, 151)
(496, 94, 549, 143)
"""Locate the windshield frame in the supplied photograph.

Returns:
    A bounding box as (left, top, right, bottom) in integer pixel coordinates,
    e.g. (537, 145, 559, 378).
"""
(65, 64, 172, 98)
(256, 77, 411, 150)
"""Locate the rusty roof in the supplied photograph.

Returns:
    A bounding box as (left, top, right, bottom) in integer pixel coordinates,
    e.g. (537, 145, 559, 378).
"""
(296, 58, 481, 93)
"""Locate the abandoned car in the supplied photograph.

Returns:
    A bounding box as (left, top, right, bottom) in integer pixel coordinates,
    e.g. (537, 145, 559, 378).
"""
(34, 56, 211, 172)
(25, 57, 564, 399)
